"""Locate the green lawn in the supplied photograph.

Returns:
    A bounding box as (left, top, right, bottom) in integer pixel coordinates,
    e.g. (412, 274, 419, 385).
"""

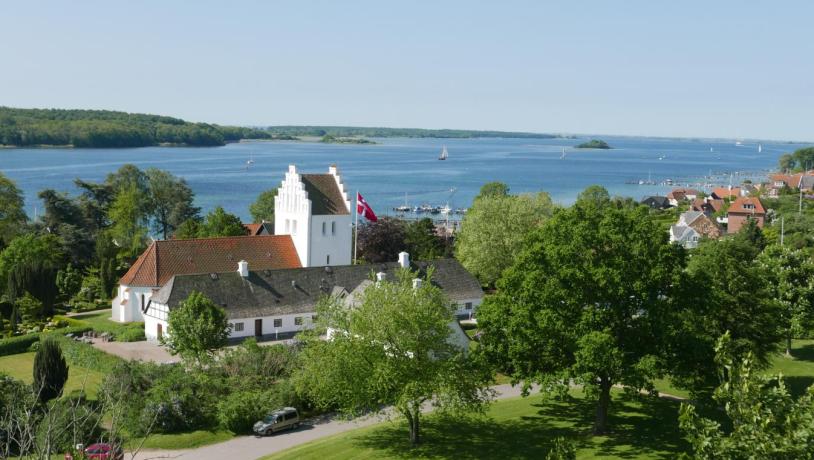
(262, 390, 687, 460)
(0, 352, 106, 398)
(125, 429, 235, 450)
(55, 310, 145, 341)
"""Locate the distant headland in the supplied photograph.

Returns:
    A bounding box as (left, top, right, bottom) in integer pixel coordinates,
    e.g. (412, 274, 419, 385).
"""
(0, 106, 565, 149)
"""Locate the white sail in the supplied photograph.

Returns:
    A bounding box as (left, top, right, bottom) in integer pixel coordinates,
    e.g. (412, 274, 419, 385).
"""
(758, 143, 763, 153)
(438, 145, 448, 160)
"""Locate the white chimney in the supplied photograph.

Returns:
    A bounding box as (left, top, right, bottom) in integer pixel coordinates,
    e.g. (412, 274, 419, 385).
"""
(376, 272, 386, 282)
(398, 251, 410, 269)
(237, 260, 249, 278)
(412, 278, 423, 290)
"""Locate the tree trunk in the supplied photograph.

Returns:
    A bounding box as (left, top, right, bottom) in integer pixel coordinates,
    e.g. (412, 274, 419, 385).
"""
(786, 334, 793, 357)
(405, 404, 421, 446)
(593, 377, 611, 435)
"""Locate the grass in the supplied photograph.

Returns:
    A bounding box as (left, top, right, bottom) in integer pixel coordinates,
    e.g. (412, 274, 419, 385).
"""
(0, 352, 106, 398)
(125, 429, 235, 450)
(262, 389, 687, 460)
(55, 310, 145, 341)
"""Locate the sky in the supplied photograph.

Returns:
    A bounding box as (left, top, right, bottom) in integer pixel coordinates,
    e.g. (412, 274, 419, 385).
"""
(1, 1, 812, 140)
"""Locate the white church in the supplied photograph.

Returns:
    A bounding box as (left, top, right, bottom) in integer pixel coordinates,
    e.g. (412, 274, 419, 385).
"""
(112, 164, 353, 324)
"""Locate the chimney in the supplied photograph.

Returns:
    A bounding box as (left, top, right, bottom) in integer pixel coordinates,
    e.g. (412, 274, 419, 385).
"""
(237, 260, 249, 278)
(376, 272, 386, 283)
(398, 251, 410, 269)
(412, 278, 423, 290)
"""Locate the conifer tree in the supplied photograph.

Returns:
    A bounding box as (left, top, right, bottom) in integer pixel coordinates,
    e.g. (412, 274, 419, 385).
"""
(33, 338, 69, 403)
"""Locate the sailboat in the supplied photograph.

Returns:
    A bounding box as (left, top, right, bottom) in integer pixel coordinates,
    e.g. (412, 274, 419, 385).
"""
(560, 147, 566, 159)
(438, 145, 448, 160)
(758, 143, 763, 153)
(246, 152, 255, 169)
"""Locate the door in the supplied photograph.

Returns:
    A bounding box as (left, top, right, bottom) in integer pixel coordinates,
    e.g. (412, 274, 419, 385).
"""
(157, 323, 163, 340)
(255, 318, 263, 337)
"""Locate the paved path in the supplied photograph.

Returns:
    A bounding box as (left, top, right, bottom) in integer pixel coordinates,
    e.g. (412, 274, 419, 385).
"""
(130, 383, 530, 460)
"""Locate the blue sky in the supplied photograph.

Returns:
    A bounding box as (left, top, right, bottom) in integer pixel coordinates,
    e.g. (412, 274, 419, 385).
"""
(1, 1, 812, 140)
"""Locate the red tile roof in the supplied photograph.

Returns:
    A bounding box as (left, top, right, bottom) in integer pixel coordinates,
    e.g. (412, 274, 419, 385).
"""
(691, 198, 724, 213)
(667, 188, 701, 200)
(711, 187, 741, 200)
(243, 223, 262, 235)
(728, 197, 765, 216)
(120, 235, 301, 287)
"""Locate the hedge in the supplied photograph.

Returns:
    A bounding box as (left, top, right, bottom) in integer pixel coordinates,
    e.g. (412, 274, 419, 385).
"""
(0, 326, 92, 357)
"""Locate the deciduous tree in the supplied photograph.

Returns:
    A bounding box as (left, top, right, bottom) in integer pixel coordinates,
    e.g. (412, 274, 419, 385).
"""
(404, 218, 444, 259)
(455, 191, 554, 286)
(477, 189, 685, 434)
(161, 291, 230, 366)
(356, 217, 406, 263)
(294, 270, 493, 445)
(200, 206, 245, 238)
(146, 168, 200, 239)
(249, 189, 277, 224)
(0, 172, 27, 246)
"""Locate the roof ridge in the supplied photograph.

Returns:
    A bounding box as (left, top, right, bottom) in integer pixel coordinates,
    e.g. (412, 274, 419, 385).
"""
(156, 234, 290, 245)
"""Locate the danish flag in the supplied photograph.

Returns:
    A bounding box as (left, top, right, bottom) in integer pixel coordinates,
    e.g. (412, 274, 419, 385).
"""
(356, 192, 378, 222)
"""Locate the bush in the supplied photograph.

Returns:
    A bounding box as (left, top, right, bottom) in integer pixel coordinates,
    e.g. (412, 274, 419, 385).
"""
(0, 334, 39, 356)
(216, 390, 278, 433)
(35, 397, 102, 453)
(115, 327, 146, 342)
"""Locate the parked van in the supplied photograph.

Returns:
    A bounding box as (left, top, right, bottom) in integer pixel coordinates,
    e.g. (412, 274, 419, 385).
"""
(253, 407, 300, 435)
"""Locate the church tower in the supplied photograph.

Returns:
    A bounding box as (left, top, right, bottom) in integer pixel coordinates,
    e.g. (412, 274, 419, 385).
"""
(274, 164, 352, 267)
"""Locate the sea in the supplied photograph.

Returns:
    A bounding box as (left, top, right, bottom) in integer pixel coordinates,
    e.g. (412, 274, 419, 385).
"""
(0, 136, 806, 222)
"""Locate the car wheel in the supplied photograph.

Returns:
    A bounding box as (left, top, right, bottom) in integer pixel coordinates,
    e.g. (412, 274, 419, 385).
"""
(265, 429, 273, 436)
(294, 422, 300, 428)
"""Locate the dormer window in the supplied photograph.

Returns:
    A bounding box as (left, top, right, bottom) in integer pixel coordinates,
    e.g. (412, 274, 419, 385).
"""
(744, 204, 754, 210)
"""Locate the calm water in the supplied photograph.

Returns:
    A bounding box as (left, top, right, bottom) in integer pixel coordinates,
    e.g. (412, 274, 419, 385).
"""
(0, 137, 805, 222)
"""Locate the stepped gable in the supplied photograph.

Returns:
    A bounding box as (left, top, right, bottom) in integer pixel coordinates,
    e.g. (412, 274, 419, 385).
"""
(119, 235, 301, 287)
(301, 174, 350, 215)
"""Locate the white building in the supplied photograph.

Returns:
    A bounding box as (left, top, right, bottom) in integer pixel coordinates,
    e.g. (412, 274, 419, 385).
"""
(143, 252, 484, 342)
(274, 164, 352, 267)
(113, 164, 353, 323)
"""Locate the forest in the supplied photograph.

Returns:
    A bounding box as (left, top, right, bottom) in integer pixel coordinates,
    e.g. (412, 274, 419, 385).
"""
(0, 107, 272, 148)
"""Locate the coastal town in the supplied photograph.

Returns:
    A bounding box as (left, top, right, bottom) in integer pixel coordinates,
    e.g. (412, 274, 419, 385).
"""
(3, 3, 814, 460)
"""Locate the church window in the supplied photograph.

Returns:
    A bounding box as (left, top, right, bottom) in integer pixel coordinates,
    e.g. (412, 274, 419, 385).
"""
(322, 222, 326, 236)
(331, 221, 336, 235)
(326, 255, 330, 265)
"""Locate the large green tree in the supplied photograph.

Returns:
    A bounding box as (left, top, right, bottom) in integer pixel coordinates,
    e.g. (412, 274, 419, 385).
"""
(0, 172, 27, 246)
(146, 168, 199, 239)
(477, 189, 686, 434)
(248, 189, 277, 224)
(294, 270, 493, 445)
(161, 291, 230, 366)
(356, 217, 406, 263)
(455, 191, 554, 286)
(108, 183, 149, 261)
(404, 218, 445, 260)
(33, 337, 69, 403)
(758, 245, 814, 356)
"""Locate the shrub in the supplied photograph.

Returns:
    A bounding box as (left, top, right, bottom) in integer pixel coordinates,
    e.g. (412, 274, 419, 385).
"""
(217, 390, 278, 433)
(35, 397, 102, 453)
(115, 327, 146, 342)
(546, 437, 576, 460)
(0, 334, 40, 356)
(33, 337, 70, 402)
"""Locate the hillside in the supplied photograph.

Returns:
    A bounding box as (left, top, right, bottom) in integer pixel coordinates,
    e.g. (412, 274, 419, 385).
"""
(0, 107, 273, 148)
(264, 125, 559, 139)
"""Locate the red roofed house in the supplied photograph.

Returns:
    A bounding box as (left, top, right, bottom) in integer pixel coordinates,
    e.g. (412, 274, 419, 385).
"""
(768, 172, 814, 197)
(691, 197, 724, 215)
(113, 235, 301, 323)
(727, 197, 766, 234)
(667, 188, 701, 206)
(711, 187, 743, 200)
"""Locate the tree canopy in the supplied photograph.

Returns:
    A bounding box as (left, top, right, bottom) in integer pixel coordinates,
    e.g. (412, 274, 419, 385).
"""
(776, 146, 814, 173)
(0, 172, 27, 246)
(248, 188, 277, 224)
(161, 291, 231, 366)
(455, 191, 554, 286)
(294, 269, 493, 445)
(476, 189, 686, 433)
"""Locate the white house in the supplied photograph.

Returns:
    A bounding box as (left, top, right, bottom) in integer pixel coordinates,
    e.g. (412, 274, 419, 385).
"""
(143, 252, 484, 342)
(274, 164, 352, 267)
(111, 235, 301, 323)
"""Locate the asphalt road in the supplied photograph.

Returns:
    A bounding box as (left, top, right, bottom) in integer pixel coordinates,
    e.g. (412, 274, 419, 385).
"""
(130, 383, 529, 460)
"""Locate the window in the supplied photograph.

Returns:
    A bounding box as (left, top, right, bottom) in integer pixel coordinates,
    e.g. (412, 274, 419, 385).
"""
(331, 221, 336, 235)
(465, 302, 473, 310)
(322, 222, 326, 236)
(234, 322, 244, 332)
(326, 255, 330, 265)
(295, 316, 303, 326)
(273, 318, 282, 328)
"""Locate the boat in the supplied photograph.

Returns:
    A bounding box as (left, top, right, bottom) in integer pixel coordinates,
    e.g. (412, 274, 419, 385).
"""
(758, 143, 763, 153)
(735, 140, 743, 147)
(560, 147, 566, 159)
(246, 153, 255, 169)
(438, 145, 448, 160)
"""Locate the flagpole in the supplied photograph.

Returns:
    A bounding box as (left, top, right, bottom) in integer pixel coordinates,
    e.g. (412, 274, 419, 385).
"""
(353, 190, 358, 265)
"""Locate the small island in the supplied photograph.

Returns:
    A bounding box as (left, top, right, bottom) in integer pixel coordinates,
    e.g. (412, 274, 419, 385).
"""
(320, 134, 376, 144)
(575, 139, 612, 149)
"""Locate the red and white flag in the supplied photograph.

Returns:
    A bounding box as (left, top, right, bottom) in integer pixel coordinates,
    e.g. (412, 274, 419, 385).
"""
(356, 192, 378, 222)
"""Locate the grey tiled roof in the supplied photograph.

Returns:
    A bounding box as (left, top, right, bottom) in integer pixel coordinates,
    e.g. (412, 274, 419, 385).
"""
(152, 258, 483, 319)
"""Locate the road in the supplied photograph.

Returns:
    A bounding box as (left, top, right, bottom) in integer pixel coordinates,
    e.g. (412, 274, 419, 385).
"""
(130, 383, 530, 460)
